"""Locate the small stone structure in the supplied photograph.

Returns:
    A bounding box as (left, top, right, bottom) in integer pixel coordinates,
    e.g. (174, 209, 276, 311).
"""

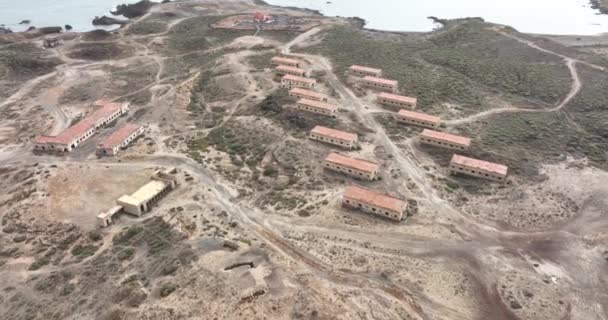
(309, 126, 358, 149)
(324, 152, 379, 180)
(342, 186, 408, 221)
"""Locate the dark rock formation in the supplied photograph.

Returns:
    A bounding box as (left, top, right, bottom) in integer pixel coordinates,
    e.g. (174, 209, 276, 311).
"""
(19, 20, 31, 24)
(111, 0, 157, 19)
(65, 24, 73, 31)
(37, 26, 62, 34)
(26, 26, 36, 31)
(0, 27, 12, 34)
(590, 0, 608, 14)
(92, 15, 129, 26)
(84, 29, 113, 41)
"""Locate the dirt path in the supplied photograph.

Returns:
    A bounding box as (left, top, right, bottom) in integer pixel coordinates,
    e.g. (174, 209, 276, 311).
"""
(446, 28, 601, 126)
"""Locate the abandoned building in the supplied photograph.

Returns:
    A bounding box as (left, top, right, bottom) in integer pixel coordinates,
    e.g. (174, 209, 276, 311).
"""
(295, 98, 338, 116)
(396, 109, 441, 129)
(289, 87, 328, 102)
(96, 123, 144, 156)
(281, 74, 316, 89)
(378, 92, 417, 110)
(97, 206, 122, 228)
(117, 169, 178, 216)
(271, 56, 301, 68)
(349, 65, 383, 77)
(324, 152, 379, 180)
(43, 37, 62, 48)
(309, 125, 358, 149)
(33, 100, 129, 152)
(449, 154, 509, 182)
(362, 76, 398, 93)
(342, 185, 408, 221)
(419, 129, 471, 151)
(275, 65, 307, 77)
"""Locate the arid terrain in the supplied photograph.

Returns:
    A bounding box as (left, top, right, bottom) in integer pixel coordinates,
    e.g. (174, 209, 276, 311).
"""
(0, 0, 607, 319)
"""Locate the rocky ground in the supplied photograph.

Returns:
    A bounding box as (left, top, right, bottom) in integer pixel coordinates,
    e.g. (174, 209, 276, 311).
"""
(0, 1, 607, 320)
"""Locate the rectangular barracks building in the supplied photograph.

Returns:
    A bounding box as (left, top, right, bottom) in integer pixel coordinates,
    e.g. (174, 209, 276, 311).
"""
(397, 109, 441, 129)
(271, 56, 301, 68)
(349, 65, 382, 77)
(378, 92, 417, 110)
(33, 100, 129, 152)
(281, 74, 316, 89)
(362, 76, 398, 93)
(324, 152, 379, 180)
(309, 125, 358, 149)
(289, 87, 328, 102)
(420, 129, 471, 151)
(96, 123, 144, 156)
(275, 65, 307, 77)
(450, 154, 509, 182)
(295, 98, 338, 117)
(342, 185, 408, 221)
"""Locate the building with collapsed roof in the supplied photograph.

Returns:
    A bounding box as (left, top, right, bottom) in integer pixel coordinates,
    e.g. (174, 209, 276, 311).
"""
(295, 98, 338, 116)
(449, 154, 508, 182)
(280, 74, 316, 89)
(349, 65, 382, 77)
(309, 126, 358, 149)
(96, 123, 144, 156)
(324, 152, 379, 180)
(289, 87, 328, 102)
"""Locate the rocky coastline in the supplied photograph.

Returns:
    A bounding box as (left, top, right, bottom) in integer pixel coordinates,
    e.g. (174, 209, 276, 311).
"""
(590, 0, 608, 14)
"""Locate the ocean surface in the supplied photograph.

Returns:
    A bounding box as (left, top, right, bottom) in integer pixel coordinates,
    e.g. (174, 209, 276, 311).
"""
(265, 0, 608, 35)
(0, 0, 130, 32)
(0, 0, 606, 34)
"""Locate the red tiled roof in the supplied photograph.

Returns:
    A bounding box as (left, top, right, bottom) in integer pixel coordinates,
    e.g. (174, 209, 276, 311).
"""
(272, 56, 300, 65)
(290, 87, 327, 100)
(398, 109, 440, 124)
(311, 126, 357, 142)
(34, 102, 124, 145)
(363, 76, 398, 86)
(276, 65, 305, 74)
(325, 152, 378, 174)
(378, 92, 417, 105)
(451, 154, 508, 176)
(282, 74, 316, 84)
(349, 65, 382, 74)
(98, 123, 142, 149)
(420, 129, 471, 147)
(344, 185, 407, 213)
(297, 99, 338, 112)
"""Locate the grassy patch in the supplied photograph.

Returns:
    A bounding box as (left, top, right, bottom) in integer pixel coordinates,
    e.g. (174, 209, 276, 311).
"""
(260, 191, 308, 211)
(246, 51, 275, 70)
(166, 15, 252, 54)
(68, 43, 131, 61)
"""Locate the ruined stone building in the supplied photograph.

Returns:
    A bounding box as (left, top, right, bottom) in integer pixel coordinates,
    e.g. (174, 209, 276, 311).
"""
(378, 92, 417, 110)
(295, 98, 338, 116)
(275, 65, 307, 77)
(309, 125, 358, 149)
(96, 123, 144, 156)
(349, 65, 383, 77)
(33, 100, 129, 152)
(342, 185, 408, 221)
(419, 129, 471, 151)
(289, 87, 328, 102)
(281, 74, 316, 89)
(449, 154, 508, 182)
(396, 109, 441, 129)
(117, 169, 178, 217)
(362, 76, 398, 93)
(271, 56, 301, 68)
(324, 152, 379, 180)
